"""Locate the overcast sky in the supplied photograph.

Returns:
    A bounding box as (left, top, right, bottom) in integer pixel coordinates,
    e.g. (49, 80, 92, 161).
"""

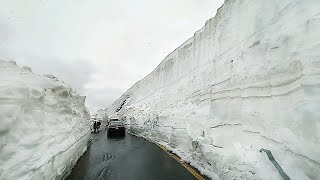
(0, 0, 224, 113)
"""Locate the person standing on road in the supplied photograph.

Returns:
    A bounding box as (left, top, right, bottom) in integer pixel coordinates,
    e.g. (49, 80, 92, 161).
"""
(93, 121, 97, 133)
(97, 121, 101, 132)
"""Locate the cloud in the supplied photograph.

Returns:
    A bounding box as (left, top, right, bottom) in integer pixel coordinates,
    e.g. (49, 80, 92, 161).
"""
(0, 0, 224, 114)
(5, 54, 96, 94)
(85, 87, 124, 113)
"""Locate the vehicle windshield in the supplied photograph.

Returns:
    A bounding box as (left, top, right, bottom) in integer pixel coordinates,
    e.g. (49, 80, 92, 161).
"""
(110, 121, 123, 126)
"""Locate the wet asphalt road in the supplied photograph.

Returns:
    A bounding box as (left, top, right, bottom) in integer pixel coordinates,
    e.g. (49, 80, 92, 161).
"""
(66, 130, 197, 180)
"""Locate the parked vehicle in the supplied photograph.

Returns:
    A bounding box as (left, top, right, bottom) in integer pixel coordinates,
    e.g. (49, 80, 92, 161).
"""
(107, 121, 125, 137)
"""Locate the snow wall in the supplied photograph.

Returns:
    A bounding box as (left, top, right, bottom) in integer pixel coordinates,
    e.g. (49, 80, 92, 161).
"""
(107, 0, 320, 179)
(0, 60, 91, 180)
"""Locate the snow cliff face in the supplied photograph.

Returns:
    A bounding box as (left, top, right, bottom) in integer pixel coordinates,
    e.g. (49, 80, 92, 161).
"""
(108, 0, 320, 179)
(0, 60, 90, 180)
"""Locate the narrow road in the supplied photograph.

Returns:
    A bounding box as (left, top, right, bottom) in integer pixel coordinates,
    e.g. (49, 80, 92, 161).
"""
(66, 130, 199, 180)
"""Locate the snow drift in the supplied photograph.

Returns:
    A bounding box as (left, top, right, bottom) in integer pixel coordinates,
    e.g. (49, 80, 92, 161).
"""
(0, 60, 91, 180)
(107, 0, 320, 179)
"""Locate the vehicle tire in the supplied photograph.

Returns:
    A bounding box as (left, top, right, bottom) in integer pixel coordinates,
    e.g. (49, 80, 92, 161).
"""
(121, 131, 125, 137)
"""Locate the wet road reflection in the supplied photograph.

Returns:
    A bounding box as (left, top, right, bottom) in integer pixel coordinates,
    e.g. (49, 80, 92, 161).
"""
(67, 130, 197, 180)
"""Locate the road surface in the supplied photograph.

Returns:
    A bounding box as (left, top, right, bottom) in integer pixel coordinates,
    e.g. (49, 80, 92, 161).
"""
(66, 130, 202, 180)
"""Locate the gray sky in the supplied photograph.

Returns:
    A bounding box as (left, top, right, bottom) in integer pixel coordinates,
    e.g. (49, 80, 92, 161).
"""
(0, 0, 224, 113)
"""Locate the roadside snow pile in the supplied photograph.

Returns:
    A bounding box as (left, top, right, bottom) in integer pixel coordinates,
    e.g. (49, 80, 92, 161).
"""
(0, 60, 91, 180)
(106, 0, 320, 179)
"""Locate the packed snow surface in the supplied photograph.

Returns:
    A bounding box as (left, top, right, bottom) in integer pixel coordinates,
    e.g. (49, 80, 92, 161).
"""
(0, 60, 91, 180)
(107, 0, 320, 179)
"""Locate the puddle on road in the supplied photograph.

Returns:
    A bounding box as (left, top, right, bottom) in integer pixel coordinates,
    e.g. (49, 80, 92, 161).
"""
(98, 167, 108, 180)
(84, 154, 114, 180)
(103, 153, 115, 161)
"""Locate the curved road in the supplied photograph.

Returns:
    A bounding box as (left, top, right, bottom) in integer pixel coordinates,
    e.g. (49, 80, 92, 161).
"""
(67, 130, 201, 180)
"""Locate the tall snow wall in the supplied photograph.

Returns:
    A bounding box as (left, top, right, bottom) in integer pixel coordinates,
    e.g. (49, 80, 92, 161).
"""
(107, 0, 320, 179)
(0, 60, 91, 180)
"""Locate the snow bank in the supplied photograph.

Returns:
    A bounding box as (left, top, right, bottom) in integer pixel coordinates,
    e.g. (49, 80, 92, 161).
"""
(107, 0, 320, 179)
(0, 60, 91, 180)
